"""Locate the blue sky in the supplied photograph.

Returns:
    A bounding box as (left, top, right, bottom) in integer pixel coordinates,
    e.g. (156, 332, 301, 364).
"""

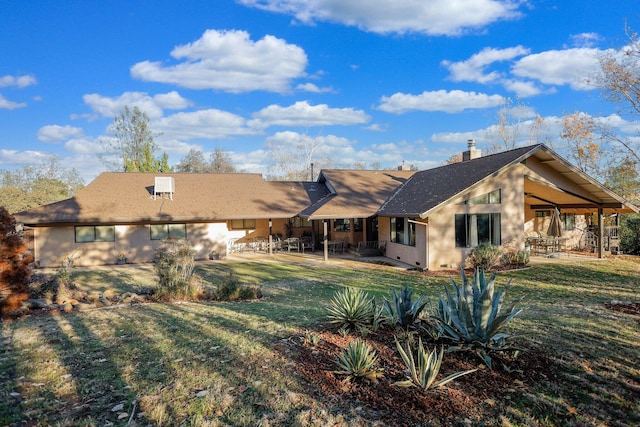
(1, 0, 638, 182)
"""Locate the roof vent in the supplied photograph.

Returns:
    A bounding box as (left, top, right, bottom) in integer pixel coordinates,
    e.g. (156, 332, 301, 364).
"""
(154, 176, 174, 200)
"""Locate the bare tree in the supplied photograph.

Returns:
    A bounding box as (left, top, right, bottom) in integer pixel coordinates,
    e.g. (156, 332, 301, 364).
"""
(560, 111, 602, 178)
(267, 132, 329, 180)
(595, 24, 640, 165)
(100, 106, 170, 172)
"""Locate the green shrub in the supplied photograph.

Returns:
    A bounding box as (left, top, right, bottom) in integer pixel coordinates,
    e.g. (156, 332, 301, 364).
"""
(326, 287, 374, 332)
(213, 272, 262, 301)
(384, 286, 428, 329)
(500, 249, 530, 268)
(394, 337, 477, 391)
(153, 243, 201, 301)
(434, 268, 521, 369)
(465, 242, 502, 270)
(335, 338, 382, 382)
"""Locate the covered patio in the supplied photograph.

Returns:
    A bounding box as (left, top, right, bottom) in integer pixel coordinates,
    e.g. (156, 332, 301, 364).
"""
(523, 149, 637, 258)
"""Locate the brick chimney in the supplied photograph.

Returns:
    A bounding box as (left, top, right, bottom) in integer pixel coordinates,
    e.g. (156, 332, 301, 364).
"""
(462, 139, 481, 161)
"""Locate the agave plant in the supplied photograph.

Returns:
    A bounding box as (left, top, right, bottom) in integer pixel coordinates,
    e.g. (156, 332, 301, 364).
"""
(326, 287, 374, 332)
(434, 268, 521, 368)
(335, 338, 383, 381)
(384, 286, 429, 329)
(394, 337, 477, 391)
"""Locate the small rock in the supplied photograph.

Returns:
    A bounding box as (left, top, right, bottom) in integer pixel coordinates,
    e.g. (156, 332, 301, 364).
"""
(28, 298, 49, 309)
(195, 390, 208, 398)
(111, 403, 124, 412)
(103, 289, 116, 298)
(117, 412, 128, 419)
(62, 303, 73, 313)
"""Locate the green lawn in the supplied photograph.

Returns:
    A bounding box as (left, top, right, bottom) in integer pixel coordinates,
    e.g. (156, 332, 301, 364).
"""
(1, 255, 638, 426)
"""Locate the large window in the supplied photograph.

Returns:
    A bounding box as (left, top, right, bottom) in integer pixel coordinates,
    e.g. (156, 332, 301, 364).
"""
(150, 224, 187, 240)
(562, 213, 575, 231)
(333, 219, 350, 232)
(390, 217, 416, 246)
(463, 189, 501, 205)
(75, 226, 115, 243)
(230, 219, 256, 230)
(455, 213, 501, 247)
(333, 218, 363, 232)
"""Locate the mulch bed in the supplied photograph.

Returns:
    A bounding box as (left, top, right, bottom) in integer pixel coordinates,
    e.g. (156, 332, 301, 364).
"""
(292, 328, 558, 426)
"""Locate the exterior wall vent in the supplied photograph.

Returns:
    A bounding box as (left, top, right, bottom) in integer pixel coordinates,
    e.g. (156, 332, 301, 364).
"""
(154, 176, 175, 200)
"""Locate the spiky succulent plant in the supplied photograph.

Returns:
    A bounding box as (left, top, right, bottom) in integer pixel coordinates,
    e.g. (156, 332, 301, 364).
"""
(434, 268, 522, 368)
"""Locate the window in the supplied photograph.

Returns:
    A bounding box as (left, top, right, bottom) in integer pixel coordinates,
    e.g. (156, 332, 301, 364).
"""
(230, 219, 256, 230)
(455, 213, 501, 248)
(292, 217, 312, 228)
(332, 218, 363, 232)
(463, 189, 501, 205)
(150, 224, 187, 240)
(334, 219, 350, 232)
(562, 213, 575, 231)
(535, 210, 550, 218)
(390, 217, 416, 246)
(75, 226, 115, 243)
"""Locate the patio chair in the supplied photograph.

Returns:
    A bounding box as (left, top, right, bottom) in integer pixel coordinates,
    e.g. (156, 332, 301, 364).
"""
(301, 237, 314, 253)
(285, 237, 300, 252)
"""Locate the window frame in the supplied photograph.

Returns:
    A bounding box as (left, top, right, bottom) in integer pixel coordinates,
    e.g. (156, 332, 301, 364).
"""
(74, 225, 115, 243)
(455, 213, 501, 248)
(561, 213, 576, 231)
(150, 223, 187, 240)
(390, 217, 416, 247)
(463, 189, 501, 205)
(229, 219, 257, 230)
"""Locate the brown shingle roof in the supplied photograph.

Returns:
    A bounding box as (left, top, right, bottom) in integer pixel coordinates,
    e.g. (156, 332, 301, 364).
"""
(301, 169, 417, 219)
(16, 173, 320, 225)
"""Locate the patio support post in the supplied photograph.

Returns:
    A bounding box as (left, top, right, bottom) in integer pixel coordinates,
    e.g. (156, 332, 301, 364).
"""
(323, 220, 329, 261)
(597, 208, 604, 259)
(268, 219, 273, 256)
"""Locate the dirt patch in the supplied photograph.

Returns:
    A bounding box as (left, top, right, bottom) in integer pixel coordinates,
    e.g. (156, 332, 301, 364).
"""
(605, 302, 640, 316)
(292, 328, 557, 426)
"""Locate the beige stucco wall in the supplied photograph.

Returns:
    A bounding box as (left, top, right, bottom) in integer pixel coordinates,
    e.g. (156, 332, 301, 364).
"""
(381, 164, 526, 271)
(33, 221, 241, 267)
(31, 218, 315, 268)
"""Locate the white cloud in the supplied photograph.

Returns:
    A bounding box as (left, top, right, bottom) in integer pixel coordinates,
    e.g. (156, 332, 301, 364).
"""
(442, 46, 530, 84)
(37, 125, 85, 143)
(83, 91, 192, 119)
(378, 90, 504, 114)
(238, 0, 523, 36)
(501, 79, 547, 98)
(0, 74, 37, 88)
(0, 149, 51, 166)
(155, 109, 258, 140)
(0, 94, 26, 110)
(512, 48, 605, 90)
(131, 29, 308, 93)
(365, 123, 387, 132)
(249, 100, 370, 128)
(296, 82, 335, 93)
(64, 136, 104, 155)
(569, 32, 601, 48)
